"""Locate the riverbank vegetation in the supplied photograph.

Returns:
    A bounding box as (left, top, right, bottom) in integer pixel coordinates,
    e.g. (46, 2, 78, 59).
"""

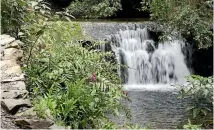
(1, 0, 130, 129)
(140, 1, 213, 128)
(177, 75, 213, 129)
(141, 0, 213, 49)
(1, 0, 213, 129)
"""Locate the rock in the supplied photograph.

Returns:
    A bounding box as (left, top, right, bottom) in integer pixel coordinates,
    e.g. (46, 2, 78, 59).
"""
(15, 107, 37, 117)
(5, 41, 20, 49)
(0, 53, 3, 59)
(0, 37, 15, 46)
(14, 119, 54, 129)
(16, 40, 24, 45)
(1, 99, 31, 115)
(1, 73, 25, 83)
(49, 124, 66, 129)
(1, 66, 24, 81)
(0, 59, 17, 69)
(1, 90, 28, 99)
(0, 35, 11, 40)
(1, 81, 26, 91)
(1, 109, 19, 129)
(4, 65, 22, 74)
(2, 48, 23, 60)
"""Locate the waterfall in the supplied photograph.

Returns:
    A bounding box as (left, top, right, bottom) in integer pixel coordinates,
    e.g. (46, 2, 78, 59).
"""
(110, 27, 191, 89)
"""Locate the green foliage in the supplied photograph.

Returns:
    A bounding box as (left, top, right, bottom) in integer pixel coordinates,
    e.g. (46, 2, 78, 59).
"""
(2, 0, 130, 127)
(2, 0, 130, 128)
(67, 0, 122, 18)
(23, 21, 130, 128)
(1, 0, 30, 37)
(34, 79, 126, 129)
(177, 75, 213, 128)
(141, 0, 213, 49)
(1, 0, 73, 38)
(183, 119, 201, 130)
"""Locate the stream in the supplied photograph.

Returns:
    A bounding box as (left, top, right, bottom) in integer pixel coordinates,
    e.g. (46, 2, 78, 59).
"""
(81, 21, 191, 129)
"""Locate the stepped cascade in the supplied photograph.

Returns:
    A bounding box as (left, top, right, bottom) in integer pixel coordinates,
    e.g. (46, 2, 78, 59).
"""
(110, 27, 191, 87)
(81, 22, 194, 128)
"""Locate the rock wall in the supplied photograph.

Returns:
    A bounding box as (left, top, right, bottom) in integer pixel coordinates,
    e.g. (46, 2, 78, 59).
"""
(0, 35, 60, 129)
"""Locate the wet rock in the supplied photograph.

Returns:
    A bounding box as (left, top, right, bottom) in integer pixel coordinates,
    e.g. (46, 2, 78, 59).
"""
(81, 40, 93, 48)
(144, 40, 155, 53)
(14, 119, 54, 129)
(1, 81, 26, 91)
(1, 99, 31, 115)
(2, 48, 23, 60)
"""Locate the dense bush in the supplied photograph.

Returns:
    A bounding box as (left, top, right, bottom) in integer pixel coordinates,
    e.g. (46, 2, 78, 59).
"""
(141, 0, 213, 49)
(1, 0, 30, 37)
(177, 75, 213, 128)
(2, 0, 130, 128)
(67, 0, 122, 18)
(23, 21, 130, 128)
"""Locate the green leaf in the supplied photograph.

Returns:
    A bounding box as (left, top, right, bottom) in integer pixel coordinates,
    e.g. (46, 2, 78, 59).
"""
(186, 106, 195, 111)
(94, 97, 99, 103)
(201, 109, 207, 116)
(36, 29, 44, 36)
(193, 108, 200, 119)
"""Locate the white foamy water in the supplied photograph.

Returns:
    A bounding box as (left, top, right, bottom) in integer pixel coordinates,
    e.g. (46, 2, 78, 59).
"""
(123, 84, 176, 91)
(110, 27, 191, 90)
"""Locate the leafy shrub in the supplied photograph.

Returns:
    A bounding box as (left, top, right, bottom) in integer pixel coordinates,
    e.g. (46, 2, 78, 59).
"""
(1, 0, 30, 37)
(24, 21, 130, 128)
(177, 75, 213, 128)
(2, 0, 130, 128)
(67, 0, 122, 18)
(141, 0, 213, 49)
(183, 119, 201, 130)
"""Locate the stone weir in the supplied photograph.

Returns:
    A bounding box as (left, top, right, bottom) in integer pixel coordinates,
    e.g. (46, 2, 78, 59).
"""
(0, 35, 63, 129)
(81, 21, 162, 41)
(80, 22, 190, 129)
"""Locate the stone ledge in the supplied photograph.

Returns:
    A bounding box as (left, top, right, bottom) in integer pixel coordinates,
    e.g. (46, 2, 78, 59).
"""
(1, 99, 32, 115)
(0, 35, 56, 129)
(1, 81, 26, 90)
(14, 119, 54, 129)
(2, 48, 23, 60)
(1, 90, 28, 99)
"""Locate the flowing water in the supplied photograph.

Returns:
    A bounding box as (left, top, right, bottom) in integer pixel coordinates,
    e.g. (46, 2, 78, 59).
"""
(108, 26, 192, 128)
(110, 27, 191, 89)
(81, 22, 192, 128)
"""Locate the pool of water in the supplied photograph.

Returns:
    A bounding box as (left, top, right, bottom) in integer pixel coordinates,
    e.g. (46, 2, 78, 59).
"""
(111, 85, 189, 129)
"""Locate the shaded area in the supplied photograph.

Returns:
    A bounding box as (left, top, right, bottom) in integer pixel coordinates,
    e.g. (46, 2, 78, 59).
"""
(186, 31, 213, 77)
(113, 0, 150, 18)
(46, 0, 150, 18)
(46, 0, 73, 10)
(192, 46, 213, 77)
